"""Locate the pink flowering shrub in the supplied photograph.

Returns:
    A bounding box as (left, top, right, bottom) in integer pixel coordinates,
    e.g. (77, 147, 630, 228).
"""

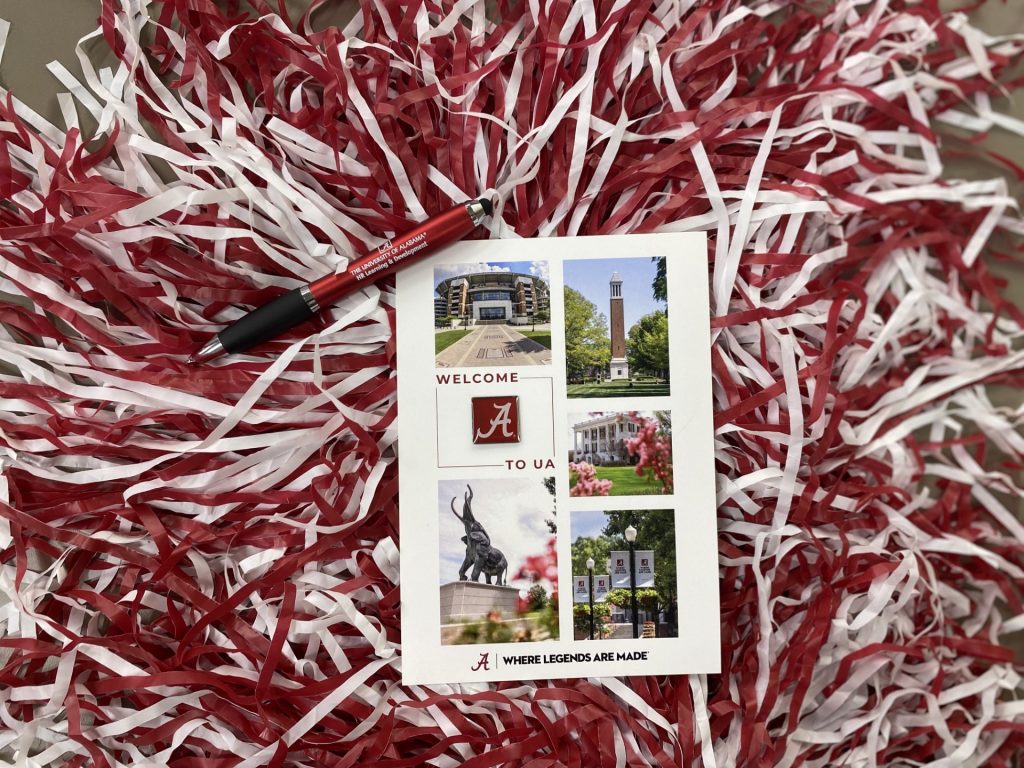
(514, 537, 560, 633)
(569, 462, 613, 496)
(514, 536, 559, 586)
(626, 413, 673, 492)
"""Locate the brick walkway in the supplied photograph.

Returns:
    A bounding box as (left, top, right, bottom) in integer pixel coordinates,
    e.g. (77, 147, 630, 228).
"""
(436, 325, 551, 367)
(608, 623, 636, 639)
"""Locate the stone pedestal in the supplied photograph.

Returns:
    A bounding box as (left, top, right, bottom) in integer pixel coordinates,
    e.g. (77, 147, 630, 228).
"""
(440, 581, 520, 623)
(609, 358, 629, 380)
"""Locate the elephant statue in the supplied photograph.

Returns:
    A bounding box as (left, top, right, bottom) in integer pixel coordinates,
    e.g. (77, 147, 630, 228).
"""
(451, 485, 508, 586)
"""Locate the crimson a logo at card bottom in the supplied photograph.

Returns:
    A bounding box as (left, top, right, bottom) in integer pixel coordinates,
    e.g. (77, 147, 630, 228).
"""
(471, 396, 520, 444)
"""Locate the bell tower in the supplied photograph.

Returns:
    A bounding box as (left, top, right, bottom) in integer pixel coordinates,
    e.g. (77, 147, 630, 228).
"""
(609, 272, 629, 380)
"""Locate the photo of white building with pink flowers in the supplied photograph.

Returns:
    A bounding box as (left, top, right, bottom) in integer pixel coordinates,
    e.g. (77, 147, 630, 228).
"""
(567, 411, 673, 496)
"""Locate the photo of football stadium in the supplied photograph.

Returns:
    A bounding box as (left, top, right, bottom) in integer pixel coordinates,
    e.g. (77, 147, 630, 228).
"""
(433, 261, 552, 367)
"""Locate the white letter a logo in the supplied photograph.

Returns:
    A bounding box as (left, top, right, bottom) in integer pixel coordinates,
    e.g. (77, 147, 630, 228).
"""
(475, 402, 515, 441)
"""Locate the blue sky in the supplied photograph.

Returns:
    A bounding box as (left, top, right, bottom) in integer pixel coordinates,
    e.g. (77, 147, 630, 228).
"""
(434, 260, 550, 289)
(563, 256, 664, 332)
(571, 509, 673, 549)
(438, 478, 556, 595)
(571, 510, 609, 542)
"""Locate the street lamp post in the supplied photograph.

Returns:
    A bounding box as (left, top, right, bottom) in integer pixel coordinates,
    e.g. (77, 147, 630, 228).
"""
(625, 525, 639, 639)
(586, 557, 595, 640)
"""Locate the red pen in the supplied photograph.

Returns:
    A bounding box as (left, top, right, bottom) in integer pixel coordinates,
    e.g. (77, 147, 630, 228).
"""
(186, 198, 492, 364)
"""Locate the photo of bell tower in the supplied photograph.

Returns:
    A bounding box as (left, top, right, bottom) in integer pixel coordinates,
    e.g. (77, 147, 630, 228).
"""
(609, 272, 628, 380)
(563, 256, 669, 398)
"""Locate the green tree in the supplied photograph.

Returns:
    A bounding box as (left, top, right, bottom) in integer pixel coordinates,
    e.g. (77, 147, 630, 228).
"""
(564, 286, 610, 381)
(570, 533, 613, 582)
(651, 256, 667, 303)
(573, 602, 611, 637)
(602, 510, 676, 616)
(543, 476, 557, 533)
(527, 583, 548, 610)
(627, 310, 669, 379)
(605, 587, 659, 609)
(532, 307, 550, 332)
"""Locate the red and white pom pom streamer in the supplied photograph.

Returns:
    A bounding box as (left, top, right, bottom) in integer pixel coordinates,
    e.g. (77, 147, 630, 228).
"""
(1, 0, 1023, 765)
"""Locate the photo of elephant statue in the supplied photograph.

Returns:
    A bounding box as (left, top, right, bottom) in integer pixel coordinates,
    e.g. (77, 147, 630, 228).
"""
(450, 484, 508, 586)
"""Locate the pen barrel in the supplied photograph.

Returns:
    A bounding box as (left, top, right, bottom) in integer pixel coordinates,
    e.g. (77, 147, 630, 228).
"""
(217, 286, 317, 354)
(308, 203, 479, 307)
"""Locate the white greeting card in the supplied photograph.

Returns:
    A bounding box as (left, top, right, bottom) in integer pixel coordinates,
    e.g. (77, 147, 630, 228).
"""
(396, 233, 719, 683)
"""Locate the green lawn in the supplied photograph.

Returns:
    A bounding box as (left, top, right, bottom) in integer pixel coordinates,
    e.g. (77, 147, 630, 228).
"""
(435, 329, 472, 354)
(570, 465, 669, 496)
(518, 330, 551, 349)
(566, 379, 669, 398)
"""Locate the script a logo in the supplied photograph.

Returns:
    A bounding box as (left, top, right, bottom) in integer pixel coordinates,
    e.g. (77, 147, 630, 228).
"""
(378, 239, 393, 254)
(470, 652, 491, 672)
(617, 559, 624, 568)
(471, 396, 520, 444)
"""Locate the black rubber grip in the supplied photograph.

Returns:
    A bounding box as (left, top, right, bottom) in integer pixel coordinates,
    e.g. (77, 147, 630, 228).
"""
(218, 287, 315, 354)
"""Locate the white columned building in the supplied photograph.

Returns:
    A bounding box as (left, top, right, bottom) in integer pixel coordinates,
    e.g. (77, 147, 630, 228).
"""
(571, 413, 640, 465)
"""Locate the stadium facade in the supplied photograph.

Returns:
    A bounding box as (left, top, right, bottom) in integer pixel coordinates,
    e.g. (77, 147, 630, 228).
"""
(435, 271, 549, 326)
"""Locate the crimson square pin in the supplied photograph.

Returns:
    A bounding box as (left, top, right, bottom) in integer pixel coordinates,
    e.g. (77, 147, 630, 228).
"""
(471, 396, 520, 444)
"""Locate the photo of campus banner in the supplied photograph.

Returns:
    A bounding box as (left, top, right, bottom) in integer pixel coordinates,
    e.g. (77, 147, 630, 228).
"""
(433, 261, 552, 367)
(567, 411, 673, 496)
(438, 478, 559, 645)
(563, 256, 669, 397)
(570, 510, 678, 640)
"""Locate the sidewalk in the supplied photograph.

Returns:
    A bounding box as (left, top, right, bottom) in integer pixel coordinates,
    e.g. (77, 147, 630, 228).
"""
(436, 325, 551, 367)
